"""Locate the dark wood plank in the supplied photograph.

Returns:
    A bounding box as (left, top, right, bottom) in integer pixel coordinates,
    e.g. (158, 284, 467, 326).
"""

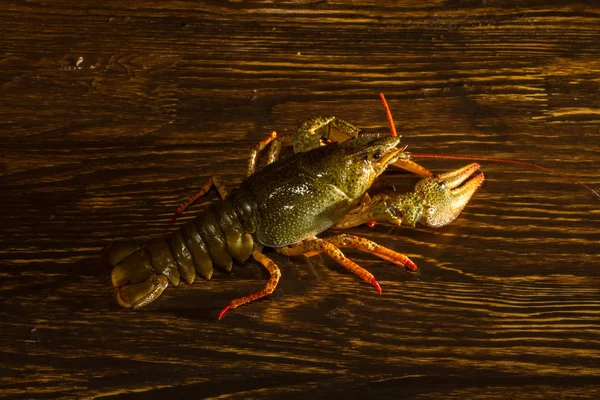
(1, 1, 599, 398)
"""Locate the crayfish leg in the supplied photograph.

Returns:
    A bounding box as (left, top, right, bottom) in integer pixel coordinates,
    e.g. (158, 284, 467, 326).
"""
(218, 249, 281, 320)
(246, 117, 365, 178)
(333, 193, 403, 229)
(170, 175, 228, 225)
(277, 238, 382, 294)
(247, 131, 288, 176)
(294, 116, 364, 153)
(325, 234, 417, 271)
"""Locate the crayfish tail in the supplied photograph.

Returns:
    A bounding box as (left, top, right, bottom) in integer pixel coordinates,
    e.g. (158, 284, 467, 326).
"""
(116, 275, 169, 309)
(101, 241, 141, 268)
(104, 190, 260, 309)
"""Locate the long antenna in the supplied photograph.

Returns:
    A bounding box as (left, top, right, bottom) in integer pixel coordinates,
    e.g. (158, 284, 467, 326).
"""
(378, 93, 599, 200)
(379, 93, 397, 137)
(409, 153, 600, 199)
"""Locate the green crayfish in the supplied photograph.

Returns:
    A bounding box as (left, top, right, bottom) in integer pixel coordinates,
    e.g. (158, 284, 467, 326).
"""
(102, 100, 484, 319)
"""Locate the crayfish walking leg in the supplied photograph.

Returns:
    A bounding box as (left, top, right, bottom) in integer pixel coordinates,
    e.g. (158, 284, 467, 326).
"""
(277, 235, 417, 294)
(171, 175, 229, 225)
(247, 116, 367, 175)
(218, 249, 281, 320)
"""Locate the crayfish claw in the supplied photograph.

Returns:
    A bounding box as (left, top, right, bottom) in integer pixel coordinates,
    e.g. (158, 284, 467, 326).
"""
(436, 163, 481, 190)
(415, 163, 484, 228)
(294, 116, 364, 152)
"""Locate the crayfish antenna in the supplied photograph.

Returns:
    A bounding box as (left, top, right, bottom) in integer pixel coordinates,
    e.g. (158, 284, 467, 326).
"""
(379, 93, 435, 179)
(377, 93, 598, 200)
(408, 153, 600, 200)
(379, 93, 398, 137)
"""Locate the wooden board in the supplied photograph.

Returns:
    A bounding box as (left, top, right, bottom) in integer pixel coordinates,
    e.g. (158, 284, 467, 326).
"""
(1, 1, 599, 398)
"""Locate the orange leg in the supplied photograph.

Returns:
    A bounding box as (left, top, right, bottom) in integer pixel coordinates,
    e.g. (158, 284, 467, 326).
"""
(325, 234, 417, 271)
(218, 249, 281, 320)
(247, 131, 290, 176)
(277, 238, 383, 294)
(172, 130, 287, 226)
(170, 175, 228, 225)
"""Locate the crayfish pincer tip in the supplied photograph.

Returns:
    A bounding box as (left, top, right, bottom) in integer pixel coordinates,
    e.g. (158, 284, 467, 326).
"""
(370, 277, 382, 294)
(218, 304, 232, 320)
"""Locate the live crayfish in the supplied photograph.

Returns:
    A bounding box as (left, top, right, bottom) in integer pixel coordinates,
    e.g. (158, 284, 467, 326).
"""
(102, 99, 484, 319)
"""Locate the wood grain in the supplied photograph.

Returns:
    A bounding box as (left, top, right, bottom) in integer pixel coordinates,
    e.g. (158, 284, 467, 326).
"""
(1, 1, 599, 398)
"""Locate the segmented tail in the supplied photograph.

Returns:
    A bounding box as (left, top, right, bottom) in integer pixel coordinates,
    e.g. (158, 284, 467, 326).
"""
(102, 191, 259, 309)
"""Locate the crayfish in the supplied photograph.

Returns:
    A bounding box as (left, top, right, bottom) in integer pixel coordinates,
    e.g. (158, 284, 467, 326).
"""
(103, 94, 594, 319)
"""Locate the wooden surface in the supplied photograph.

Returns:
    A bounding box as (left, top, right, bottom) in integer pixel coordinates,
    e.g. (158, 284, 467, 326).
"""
(1, 1, 599, 398)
